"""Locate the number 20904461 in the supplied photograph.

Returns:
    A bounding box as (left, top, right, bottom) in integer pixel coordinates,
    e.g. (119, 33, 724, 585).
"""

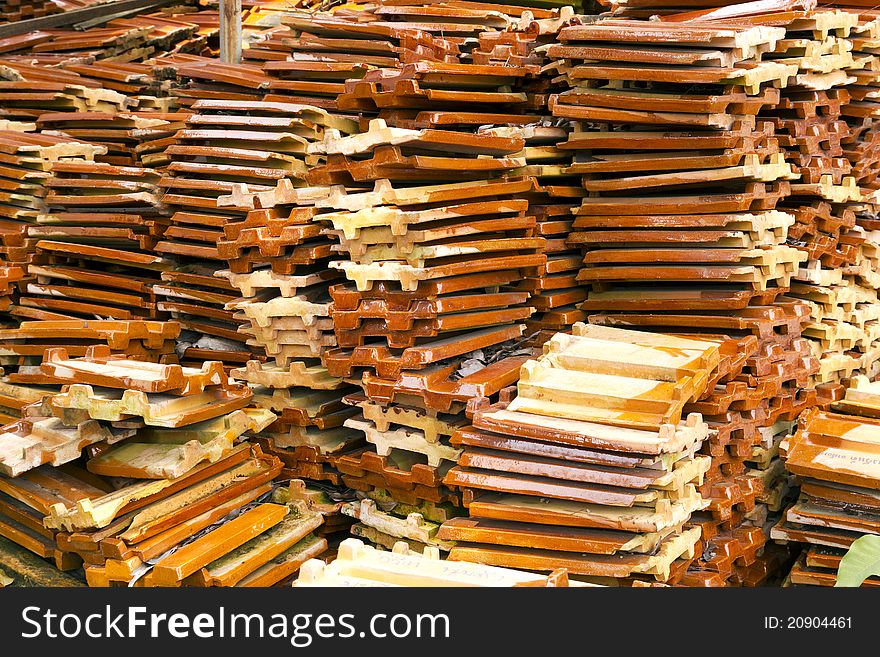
(765, 617, 852, 629)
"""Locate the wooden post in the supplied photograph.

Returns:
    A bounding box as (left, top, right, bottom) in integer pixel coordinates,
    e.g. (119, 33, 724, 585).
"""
(219, 0, 242, 64)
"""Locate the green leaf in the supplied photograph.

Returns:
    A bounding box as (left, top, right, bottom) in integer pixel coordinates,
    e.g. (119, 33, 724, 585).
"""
(835, 535, 880, 587)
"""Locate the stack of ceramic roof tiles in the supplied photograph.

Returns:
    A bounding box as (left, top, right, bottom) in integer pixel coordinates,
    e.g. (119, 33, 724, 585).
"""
(36, 112, 189, 167)
(344, 1, 564, 59)
(583, 242, 825, 579)
(844, 13, 880, 200)
(97, 11, 208, 65)
(360, 0, 576, 124)
(195, 103, 362, 511)
(595, 2, 880, 389)
(475, 8, 586, 345)
(81, 488, 326, 588)
(0, 130, 104, 241)
(548, 20, 804, 315)
(513, 119, 585, 345)
(249, 5, 583, 347)
(0, 26, 155, 67)
(17, 24, 164, 64)
(250, 2, 574, 107)
(330, 63, 548, 310)
(18, 159, 171, 323)
(788, 256, 880, 383)
(585, 1, 880, 578)
(324, 1, 565, 124)
(311, 102, 549, 553)
(432, 323, 715, 584)
(0, 320, 179, 377)
(741, 9, 880, 386)
(838, 0, 880, 282)
(163, 56, 273, 108)
(0, 20, 181, 64)
(0, 128, 105, 326)
(220, 233, 361, 498)
(140, 7, 248, 61)
(836, 11, 880, 381)
(237, 171, 538, 550)
(353, 1, 573, 69)
(681, 402, 801, 586)
(0, 347, 330, 587)
(3, 345, 257, 475)
(545, 17, 844, 585)
(251, 10, 459, 111)
(0, 60, 132, 120)
(294, 536, 580, 586)
(337, 56, 540, 119)
(219, 208, 336, 368)
(0, 7, 210, 58)
(772, 378, 880, 586)
(678, 280, 837, 543)
(226, 14, 600, 549)
(0, 14, 212, 111)
(155, 100, 351, 367)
